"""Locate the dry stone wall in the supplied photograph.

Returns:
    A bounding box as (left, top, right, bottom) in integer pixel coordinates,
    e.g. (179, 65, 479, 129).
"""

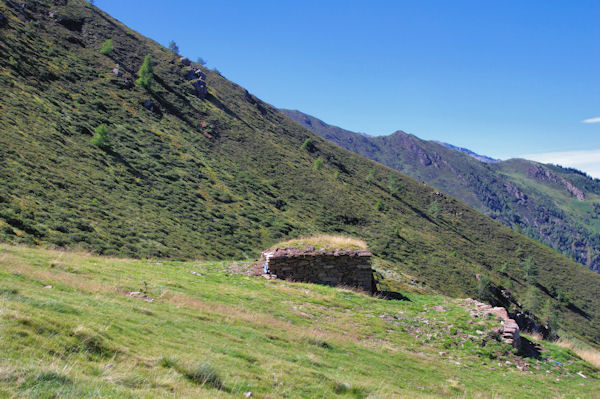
(263, 248, 373, 293)
(467, 298, 521, 349)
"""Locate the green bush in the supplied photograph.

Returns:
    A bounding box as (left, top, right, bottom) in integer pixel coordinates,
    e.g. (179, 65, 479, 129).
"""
(300, 138, 311, 150)
(91, 124, 110, 149)
(100, 39, 113, 55)
(387, 175, 403, 196)
(374, 199, 383, 212)
(136, 55, 154, 90)
(313, 157, 323, 171)
(427, 201, 441, 218)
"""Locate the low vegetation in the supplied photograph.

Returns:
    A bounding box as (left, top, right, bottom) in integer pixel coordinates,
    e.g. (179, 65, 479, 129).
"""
(99, 39, 113, 55)
(0, 244, 598, 398)
(271, 234, 368, 251)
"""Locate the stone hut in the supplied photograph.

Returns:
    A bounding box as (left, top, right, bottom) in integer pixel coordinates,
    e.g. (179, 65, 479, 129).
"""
(262, 246, 374, 293)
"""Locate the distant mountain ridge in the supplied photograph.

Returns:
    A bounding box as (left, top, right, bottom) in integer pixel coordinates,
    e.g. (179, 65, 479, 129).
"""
(435, 141, 500, 163)
(281, 109, 600, 274)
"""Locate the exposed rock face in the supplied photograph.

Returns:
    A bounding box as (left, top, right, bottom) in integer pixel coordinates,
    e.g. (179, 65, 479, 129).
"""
(504, 182, 527, 204)
(180, 58, 207, 99)
(528, 165, 585, 200)
(191, 80, 207, 98)
(179, 56, 191, 66)
(56, 14, 85, 32)
(262, 248, 373, 293)
(563, 179, 585, 200)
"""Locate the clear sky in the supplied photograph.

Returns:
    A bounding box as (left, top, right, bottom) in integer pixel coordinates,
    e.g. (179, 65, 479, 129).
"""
(96, 0, 600, 176)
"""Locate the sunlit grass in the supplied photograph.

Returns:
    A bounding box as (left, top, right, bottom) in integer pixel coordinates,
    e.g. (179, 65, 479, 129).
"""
(0, 244, 598, 398)
(271, 234, 368, 251)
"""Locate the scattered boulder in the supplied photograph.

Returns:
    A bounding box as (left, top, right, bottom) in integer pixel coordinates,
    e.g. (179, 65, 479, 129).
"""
(179, 56, 191, 66)
(183, 69, 196, 81)
(191, 79, 207, 99)
(181, 66, 207, 99)
(112, 64, 122, 77)
(128, 291, 154, 302)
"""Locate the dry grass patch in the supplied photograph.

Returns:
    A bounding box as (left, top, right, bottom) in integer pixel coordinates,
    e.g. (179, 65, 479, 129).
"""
(272, 234, 368, 251)
(555, 338, 600, 368)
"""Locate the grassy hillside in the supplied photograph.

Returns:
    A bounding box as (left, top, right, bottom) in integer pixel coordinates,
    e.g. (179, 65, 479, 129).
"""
(282, 109, 600, 273)
(1, 244, 598, 398)
(0, 0, 600, 346)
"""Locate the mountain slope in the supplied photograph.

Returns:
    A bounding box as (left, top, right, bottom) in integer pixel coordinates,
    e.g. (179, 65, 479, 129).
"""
(282, 109, 600, 274)
(0, 0, 599, 345)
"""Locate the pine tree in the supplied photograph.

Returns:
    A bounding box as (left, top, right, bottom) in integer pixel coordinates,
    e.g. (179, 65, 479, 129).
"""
(168, 41, 179, 56)
(136, 55, 153, 90)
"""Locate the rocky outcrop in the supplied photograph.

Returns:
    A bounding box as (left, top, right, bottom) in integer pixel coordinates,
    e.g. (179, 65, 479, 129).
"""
(262, 248, 373, 293)
(563, 179, 585, 201)
(179, 58, 207, 99)
(504, 182, 527, 204)
(528, 165, 585, 200)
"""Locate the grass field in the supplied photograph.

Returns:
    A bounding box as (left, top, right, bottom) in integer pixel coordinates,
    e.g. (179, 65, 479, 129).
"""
(0, 244, 598, 398)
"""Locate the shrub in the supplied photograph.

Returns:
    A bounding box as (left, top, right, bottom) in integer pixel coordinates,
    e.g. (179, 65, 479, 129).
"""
(136, 55, 154, 90)
(91, 124, 110, 149)
(158, 356, 177, 368)
(300, 138, 311, 150)
(100, 39, 113, 55)
(313, 157, 323, 171)
(476, 274, 493, 302)
(366, 169, 375, 183)
(427, 201, 441, 218)
(374, 199, 383, 212)
(387, 174, 403, 196)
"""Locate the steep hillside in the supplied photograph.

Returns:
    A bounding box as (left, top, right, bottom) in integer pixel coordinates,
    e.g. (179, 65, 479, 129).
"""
(0, 245, 598, 398)
(0, 0, 599, 345)
(282, 109, 600, 273)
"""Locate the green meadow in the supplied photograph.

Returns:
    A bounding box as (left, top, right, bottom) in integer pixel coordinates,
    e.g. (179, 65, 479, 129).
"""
(0, 244, 597, 398)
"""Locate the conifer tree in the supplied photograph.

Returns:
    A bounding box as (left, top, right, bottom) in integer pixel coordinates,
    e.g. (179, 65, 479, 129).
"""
(136, 55, 153, 90)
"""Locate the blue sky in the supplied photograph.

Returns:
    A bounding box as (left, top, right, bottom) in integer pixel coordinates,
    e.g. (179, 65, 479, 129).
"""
(97, 0, 600, 176)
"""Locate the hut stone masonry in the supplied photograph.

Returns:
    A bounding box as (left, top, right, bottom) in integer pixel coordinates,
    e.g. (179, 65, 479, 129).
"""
(262, 247, 374, 293)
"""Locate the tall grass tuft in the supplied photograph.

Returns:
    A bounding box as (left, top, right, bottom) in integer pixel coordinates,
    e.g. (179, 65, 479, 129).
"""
(181, 362, 223, 389)
(555, 338, 600, 368)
